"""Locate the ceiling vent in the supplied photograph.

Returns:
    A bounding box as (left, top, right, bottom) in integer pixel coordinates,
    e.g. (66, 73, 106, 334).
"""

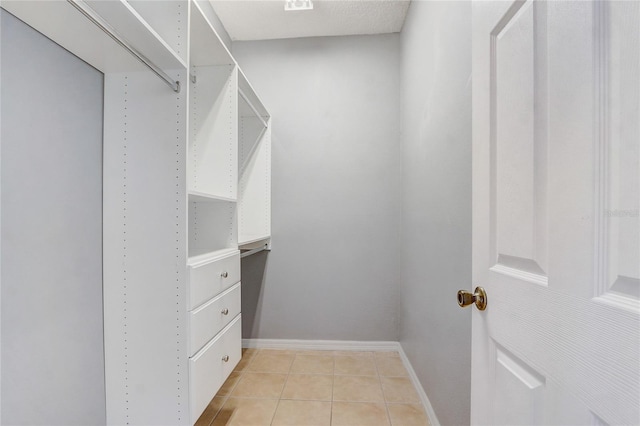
(285, 0, 313, 11)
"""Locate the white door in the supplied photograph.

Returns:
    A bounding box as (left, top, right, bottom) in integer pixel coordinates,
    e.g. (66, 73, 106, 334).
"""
(470, 1, 639, 424)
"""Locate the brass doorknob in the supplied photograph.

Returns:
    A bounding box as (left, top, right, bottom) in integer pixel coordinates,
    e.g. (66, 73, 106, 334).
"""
(457, 287, 487, 311)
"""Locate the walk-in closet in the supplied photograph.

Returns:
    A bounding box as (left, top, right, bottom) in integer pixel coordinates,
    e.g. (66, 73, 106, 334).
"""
(1, 1, 638, 425)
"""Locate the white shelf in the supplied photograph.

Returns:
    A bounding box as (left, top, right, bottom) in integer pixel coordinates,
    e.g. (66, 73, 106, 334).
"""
(190, 0, 234, 66)
(86, 0, 187, 70)
(239, 235, 271, 248)
(2, 0, 186, 75)
(187, 247, 239, 267)
(188, 191, 236, 203)
(125, 0, 188, 65)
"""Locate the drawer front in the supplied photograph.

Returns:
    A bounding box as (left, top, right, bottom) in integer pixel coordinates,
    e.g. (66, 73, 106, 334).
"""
(190, 315, 241, 423)
(189, 251, 240, 310)
(189, 283, 241, 356)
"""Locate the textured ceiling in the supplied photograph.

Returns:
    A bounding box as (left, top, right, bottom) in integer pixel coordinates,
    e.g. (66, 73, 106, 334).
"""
(209, 0, 411, 41)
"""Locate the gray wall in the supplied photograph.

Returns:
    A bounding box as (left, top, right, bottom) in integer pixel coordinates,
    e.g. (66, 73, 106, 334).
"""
(399, 2, 472, 425)
(1, 11, 106, 425)
(232, 5, 472, 423)
(233, 35, 401, 341)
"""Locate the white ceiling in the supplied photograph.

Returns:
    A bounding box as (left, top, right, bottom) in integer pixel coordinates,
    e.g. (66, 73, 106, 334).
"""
(209, 0, 411, 41)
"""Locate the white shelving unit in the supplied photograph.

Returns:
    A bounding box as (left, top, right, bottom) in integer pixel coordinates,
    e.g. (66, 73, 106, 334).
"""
(1, 1, 270, 424)
(188, 1, 238, 263)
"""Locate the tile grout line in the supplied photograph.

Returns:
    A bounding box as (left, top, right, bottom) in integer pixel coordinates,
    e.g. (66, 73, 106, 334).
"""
(269, 349, 295, 426)
(381, 354, 430, 424)
(374, 352, 394, 426)
(330, 354, 335, 426)
(205, 353, 249, 426)
(209, 393, 227, 426)
(209, 348, 257, 424)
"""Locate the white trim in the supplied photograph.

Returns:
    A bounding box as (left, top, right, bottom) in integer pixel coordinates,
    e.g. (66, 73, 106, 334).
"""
(490, 264, 548, 287)
(242, 339, 441, 426)
(397, 345, 441, 426)
(242, 338, 400, 352)
(594, 292, 640, 314)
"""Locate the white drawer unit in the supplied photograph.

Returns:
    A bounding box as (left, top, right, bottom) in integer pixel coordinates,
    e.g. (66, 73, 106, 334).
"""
(189, 282, 241, 357)
(190, 314, 241, 422)
(188, 250, 240, 310)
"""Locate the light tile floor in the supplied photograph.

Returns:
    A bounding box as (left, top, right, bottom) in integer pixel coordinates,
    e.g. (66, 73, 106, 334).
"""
(195, 348, 430, 426)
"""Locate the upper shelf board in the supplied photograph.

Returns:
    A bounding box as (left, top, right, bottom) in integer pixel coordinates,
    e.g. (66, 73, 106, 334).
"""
(238, 235, 271, 248)
(188, 191, 237, 204)
(2, 0, 186, 76)
(190, 0, 234, 67)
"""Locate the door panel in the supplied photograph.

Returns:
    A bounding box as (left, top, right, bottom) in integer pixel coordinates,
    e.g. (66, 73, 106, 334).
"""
(546, 1, 597, 298)
(494, 0, 537, 266)
(472, 1, 639, 424)
(493, 345, 545, 426)
(598, 0, 640, 303)
(492, 0, 548, 283)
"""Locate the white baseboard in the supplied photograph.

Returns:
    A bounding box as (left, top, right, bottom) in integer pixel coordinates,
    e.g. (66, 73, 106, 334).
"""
(397, 345, 441, 426)
(242, 339, 440, 426)
(242, 338, 400, 352)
